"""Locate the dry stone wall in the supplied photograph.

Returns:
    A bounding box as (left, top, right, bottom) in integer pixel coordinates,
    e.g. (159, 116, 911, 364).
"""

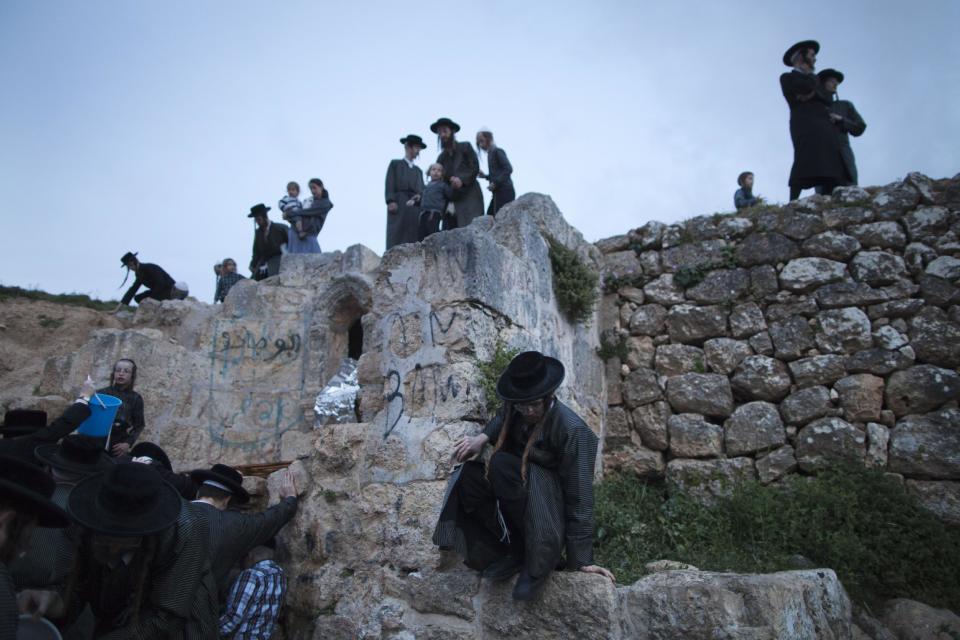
(596, 172, 960, 521)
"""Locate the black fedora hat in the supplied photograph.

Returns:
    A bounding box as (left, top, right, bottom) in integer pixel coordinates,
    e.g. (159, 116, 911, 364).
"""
(35, 435, 114, 476)
(430, 117, 461, 134)
(2, 409, 47, 439)
(0, 455, 70, 528)
(496, 351, 566, 403)
(120, 251, 138, 266)
(247, 203, 271, 218)
(189, 463, 249, 504)
(400, 134, 427, 149)
(68, 463, 181, 537)
(817, 68, 844, 84)
(783, 40, 819, 66)
(130, 442, 172, 471)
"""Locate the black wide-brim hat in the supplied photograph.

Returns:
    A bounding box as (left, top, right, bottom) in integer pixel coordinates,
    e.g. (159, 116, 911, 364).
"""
(496, 351, 566, 403)
(400, 134, 427, 149)
(190, 463, 250, 504)
(1, 409, 47, 438)
(783, 40, 819, 66)
(430, 117, 461, 134)
(247, 203, 271, 218)
(35, 435, 114, 476)
(68, 463, 181, 537)
(120, 251, 138, 266)
(0, 455, 70, 528)
(130, 442, 172, 471)
(817, 68, 844, 84)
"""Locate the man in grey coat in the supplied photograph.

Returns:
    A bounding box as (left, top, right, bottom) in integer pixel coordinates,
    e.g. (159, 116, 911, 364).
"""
(818, 68, 866, 187)
(385, 134, 426, 250)
(431, 117, 485, 230)
(434, 351, 615, 601)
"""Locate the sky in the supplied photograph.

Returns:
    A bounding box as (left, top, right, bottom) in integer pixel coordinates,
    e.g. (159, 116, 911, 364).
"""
(1, 0, 957, 303)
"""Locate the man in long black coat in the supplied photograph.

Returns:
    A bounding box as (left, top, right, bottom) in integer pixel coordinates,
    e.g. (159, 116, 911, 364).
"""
(385, 134, 426, 250)
(248, 203, 287, 280)
(818, 68, 867, 187)
(433, 351, 615, 602)
(113, 252, 178, 311)
(431, 117, 485, 230)
(779, 40, 847, 200)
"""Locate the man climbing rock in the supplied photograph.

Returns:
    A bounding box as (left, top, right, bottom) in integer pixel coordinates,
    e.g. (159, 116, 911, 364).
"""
(433, 351, 615, 601)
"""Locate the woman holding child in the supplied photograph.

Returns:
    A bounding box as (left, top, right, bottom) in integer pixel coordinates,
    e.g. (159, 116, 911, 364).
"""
(284, 178, 332, 254)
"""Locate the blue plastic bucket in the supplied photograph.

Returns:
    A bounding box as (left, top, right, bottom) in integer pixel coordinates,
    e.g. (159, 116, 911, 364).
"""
(77, 393, 122, 439)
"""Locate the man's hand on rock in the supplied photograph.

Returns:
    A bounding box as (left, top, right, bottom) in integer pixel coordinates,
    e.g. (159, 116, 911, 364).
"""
(580, 565, 616, 583)
(453, 434, 489, 462)
(279, 469, 299, 498)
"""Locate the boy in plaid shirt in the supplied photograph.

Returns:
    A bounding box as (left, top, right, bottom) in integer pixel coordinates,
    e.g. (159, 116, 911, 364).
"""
(219, 545, 286, 640)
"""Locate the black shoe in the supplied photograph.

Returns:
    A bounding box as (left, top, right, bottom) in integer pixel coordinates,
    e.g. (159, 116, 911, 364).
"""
(483, 556, 522, 582)
(512, 569, 549, 601)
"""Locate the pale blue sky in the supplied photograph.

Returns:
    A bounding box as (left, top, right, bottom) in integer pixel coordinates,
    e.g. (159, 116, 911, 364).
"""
(1, 0, 957, 303)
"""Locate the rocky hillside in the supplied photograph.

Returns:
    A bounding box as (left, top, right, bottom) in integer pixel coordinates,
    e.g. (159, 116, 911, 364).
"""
(1, 174, 958, 639)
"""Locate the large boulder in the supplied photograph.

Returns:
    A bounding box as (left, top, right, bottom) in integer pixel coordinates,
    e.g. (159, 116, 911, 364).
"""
(728, 301, 766, 338)
(889, 409, 960, 479)
(789, 355, 847, 388)
(724, 401, 786, 456)
(735, 232, 800, 267)
(731, 355, 792, 402)
(622, 368, 663, 409)
(685, 268, 752, 304)
(815, 308, 873, 354)
(882, 599, 960, 640)
(884, 365, 960, 417)
(802, 231, 861, 261)
(666, 373, 734, 418)
(654, 344, 706, 377)
(667, 458, 756, 502)
(703, 338, 753, 375)
(906, 480, 960, 526)
(665, 305, 728, 345)
(909, 307, 960, 368)
(668, 413, 723, 458)
(768, 316, 815, 361)
(756, 445, 798, 484)
(849, 251, 907, 286)
(779, 257, 848, 292)
(848, 221, 907, 249)
(904, 205, 952, 241)
(926, 255, 960, 280)
(628, 304, 668, 336)
(619, 569, 853, 640)
(796, 417, 866, 472)
(834, 374, 884, 423)
(632, 401, 671, 451)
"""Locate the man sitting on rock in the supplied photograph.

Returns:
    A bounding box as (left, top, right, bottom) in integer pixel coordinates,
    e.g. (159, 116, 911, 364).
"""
(189, 464, 299, 604)
(434, 351, 615, 601)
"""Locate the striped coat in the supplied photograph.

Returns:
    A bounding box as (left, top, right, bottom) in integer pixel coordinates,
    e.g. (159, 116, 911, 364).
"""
(433, 400, 599, 577)
(0, 562, 16, 640)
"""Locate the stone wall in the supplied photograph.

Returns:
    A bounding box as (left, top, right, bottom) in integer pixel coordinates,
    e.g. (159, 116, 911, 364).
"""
(595, 172, 960, 521)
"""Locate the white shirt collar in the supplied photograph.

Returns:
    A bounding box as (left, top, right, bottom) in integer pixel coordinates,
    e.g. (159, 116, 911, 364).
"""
(403, 157, 416, 168)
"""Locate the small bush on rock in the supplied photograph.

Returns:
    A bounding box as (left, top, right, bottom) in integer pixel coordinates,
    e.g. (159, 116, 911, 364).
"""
(477, 339, 520, 416)
(594, 466, 960, 610)
(547, 236, 599, 324)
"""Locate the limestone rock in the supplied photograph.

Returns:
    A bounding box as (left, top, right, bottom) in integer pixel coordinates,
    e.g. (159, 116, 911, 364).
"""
(906, 480, 960, 525)
(779, 257, 848, 292)
(905, 172, 937, 204)
(662, 239, 728, 273)
(849, 251, 907, 286)
(926, 255, 960, 280)
(654, 344, 706, 377)
(595, 234, 632, 254)
(815, 308, 873, 354)
(731, 355, 792, 402)
(865, 422, 889, 467)
(632, 221, 666, 250)
(768, 316, 815, 361)
(735, 232, 800, 267)
(918, 274, 960, 307)
(644, 560, 700, 573)
(665, 373, 734, 418)
(603, 405, 634, 449)
(668, 413, 723, 458)
(815, 282, 889, 309)
(632, 401, 671, 451)
(604, 444, 666, 479)
(666, 457, 756, 502)
(604, 250, 643, 279)
(728, 302, 766, 338)
(628, 304, 668, 336)
(747, 331, 774, 356)
(796, 417, 866, 472)
(619, 569, 852, 640)
(780, 212, 827, 240)
(622, 368, 662, 409)
(885, 366, 960, 417)
(834, 374, 884, 422)
(756, 445, 798, 484)
(873, 325, 909, 350)
(831, 185, 871, 203)
(823, 205, 873, 229)
(624, 336, 656, 370)
(868, 298, 925, 320)
(781, 386, 833, 426)
(889, 409, 960, 479)
(909, 307, 960, 368)
(882, 598, 960, 640)
(789, 355, 847, 388)
(643, 274, 685, 306)
(844, 348, 914, 376)
(749, 264, 780, 298)
(703, 338, 752, 375)
(685, 268, 751, 304)
(848, 221, 907, 249)
(904, 205, 952, 241)
(665, 304, 727, 345)
(802, 231, 861, 261)
(619, 286, 645, 304)
(872, 182, 920, 218)
(766, 296, 820, 322)
(724, 401, 786, 456)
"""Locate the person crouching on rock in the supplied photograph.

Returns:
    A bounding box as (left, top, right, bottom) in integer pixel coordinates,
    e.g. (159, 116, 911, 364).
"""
(433, 351, 615, 601)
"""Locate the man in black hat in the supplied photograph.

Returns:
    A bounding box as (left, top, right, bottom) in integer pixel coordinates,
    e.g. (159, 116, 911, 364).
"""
(248, 203, 288, 281)
(189, 464, 299, 601)
(129, 441, 198, 499)
(112, 252, 181, 313)
(0, 378, 96, 463)
(18, 463, 219, 638)
(0, 455, 71, 639)
(385, 134, 427, 250)
(779, 40, 847, 200)
(431, 117, 485, 230)
(817, 68, 866, 189)
(433, 351, 615, 601)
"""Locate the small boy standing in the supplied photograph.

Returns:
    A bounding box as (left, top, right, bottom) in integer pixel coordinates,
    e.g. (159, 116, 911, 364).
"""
(409, 163, 453, 241)
(279, 181, 306, 239)
(734, 172, 761, 210)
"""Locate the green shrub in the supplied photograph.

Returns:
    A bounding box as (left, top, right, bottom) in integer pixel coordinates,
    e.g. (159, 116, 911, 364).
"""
(596, 333, 628, 362)
(477, 339, 521, 416)
(0, 285, 118, 312)
(547, 236, 599, 325)
(594, 466, 960, 610)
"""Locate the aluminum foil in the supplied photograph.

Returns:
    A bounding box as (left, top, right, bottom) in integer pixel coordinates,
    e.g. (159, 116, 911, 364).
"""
(314, 357, 359, 426)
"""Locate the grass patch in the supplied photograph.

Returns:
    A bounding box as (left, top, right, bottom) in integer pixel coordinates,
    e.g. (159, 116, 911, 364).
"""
(547, 236, 599, 325)
(0, 285, 118, 312)
(477, 339, 521, 416)
(603, 273, 647, 294)
(596, 333, 628, 362)
(38, 314, 64, 329)
(594, 466, 960, 610)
